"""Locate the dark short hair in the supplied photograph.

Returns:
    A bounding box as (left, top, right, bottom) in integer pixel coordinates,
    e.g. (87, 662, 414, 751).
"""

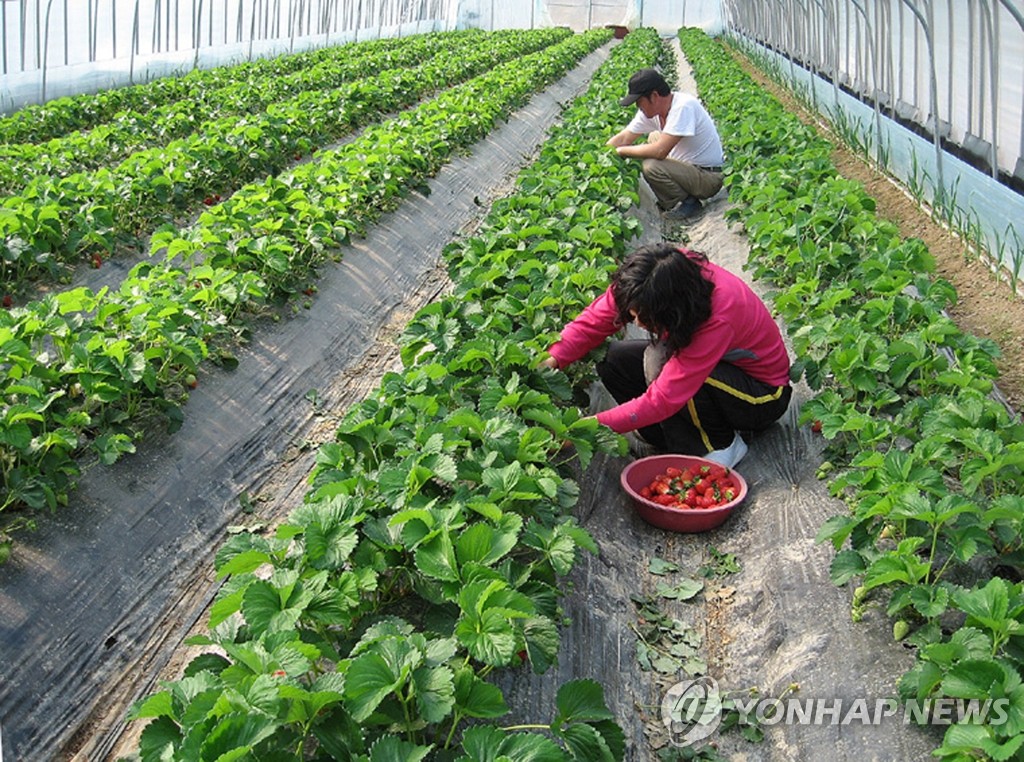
(610, 243, 713, 352)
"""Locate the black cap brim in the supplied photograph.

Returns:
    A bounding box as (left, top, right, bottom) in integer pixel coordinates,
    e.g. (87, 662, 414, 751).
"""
(620, 93, 641, 107)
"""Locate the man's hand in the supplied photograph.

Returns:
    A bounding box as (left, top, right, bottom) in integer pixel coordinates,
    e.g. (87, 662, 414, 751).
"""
(616, 130, 681, 160)
(607, 128, 641, 148)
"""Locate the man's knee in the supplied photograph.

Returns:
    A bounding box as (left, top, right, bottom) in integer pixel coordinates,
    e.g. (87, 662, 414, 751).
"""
(641, 159, 678, 189)
(641, 157, 663, 177)
(703, 173, 724, 199)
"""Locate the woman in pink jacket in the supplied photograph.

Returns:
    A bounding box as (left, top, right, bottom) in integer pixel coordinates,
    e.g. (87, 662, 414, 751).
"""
(542, 243, 792, 467)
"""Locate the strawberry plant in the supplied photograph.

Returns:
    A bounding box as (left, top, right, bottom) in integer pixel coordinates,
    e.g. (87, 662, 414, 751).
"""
(0, 28, 574, 288)
(0, 31, 492, 196)
(0, 34, 433, 146)
(0, 30, 609, 527)
(122, 26, 675, 760)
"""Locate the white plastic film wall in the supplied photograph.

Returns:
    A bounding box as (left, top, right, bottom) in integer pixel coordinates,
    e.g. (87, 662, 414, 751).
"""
(724, 0, 1024, 186)
(0, 0, 728, 112)
(0, 0, 455, 113)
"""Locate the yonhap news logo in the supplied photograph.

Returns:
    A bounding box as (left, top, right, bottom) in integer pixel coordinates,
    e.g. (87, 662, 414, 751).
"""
(661, 676, 724, 746)
(661, 678, 1010, 747)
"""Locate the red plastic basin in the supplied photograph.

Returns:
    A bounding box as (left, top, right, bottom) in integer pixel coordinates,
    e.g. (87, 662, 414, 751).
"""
(620, 454, 748, 533)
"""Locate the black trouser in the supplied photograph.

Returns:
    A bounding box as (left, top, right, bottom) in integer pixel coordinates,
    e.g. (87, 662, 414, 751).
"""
(596, 340, 792, 454)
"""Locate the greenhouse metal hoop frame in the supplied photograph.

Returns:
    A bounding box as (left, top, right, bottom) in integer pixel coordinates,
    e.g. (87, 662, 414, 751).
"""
(723, 0, 1024, 193)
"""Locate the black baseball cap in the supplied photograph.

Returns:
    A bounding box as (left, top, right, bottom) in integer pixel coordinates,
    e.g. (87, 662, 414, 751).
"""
(620, 68, 668, 106)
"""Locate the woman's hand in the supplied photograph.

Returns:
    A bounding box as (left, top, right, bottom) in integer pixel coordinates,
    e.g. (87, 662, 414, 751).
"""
(539, 355, 560, 370)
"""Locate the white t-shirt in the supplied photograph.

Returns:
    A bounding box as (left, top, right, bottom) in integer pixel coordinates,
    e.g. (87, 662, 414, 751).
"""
(626, 92, 724, 168)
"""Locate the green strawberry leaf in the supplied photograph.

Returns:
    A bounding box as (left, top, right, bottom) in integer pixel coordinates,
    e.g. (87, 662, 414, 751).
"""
(344, 652, 401, 722)
(558, 722, 617, 762)
(367, 734, 432, 762)
(413, 664, 456, 723)
(829, 549, 866, 586)
(648, 557, 680, 576)
(453, 667, 510, 719)
(459, 726, 568, 761)
(138, 716, 182, 759)
(554, 679, 616, 725)
(456, 609, 517, 666)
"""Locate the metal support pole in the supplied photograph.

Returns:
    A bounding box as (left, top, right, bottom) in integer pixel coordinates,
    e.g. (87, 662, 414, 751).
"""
(41, 0, 56, 102)
(897, 0, 945, 204)
(130, 0, 141, 82)
(19, 0, 26, 71)
(1, 0, 7, 74)
(249, 0, 258, 58)
(194, 0, 204, 69)
(991, 0, 1024, 170)
(849, 0, 884, 162)
(976, 0, 1000, 178)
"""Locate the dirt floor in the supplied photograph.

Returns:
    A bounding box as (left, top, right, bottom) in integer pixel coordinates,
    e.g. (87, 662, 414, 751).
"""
(732, 51, 1024, 415)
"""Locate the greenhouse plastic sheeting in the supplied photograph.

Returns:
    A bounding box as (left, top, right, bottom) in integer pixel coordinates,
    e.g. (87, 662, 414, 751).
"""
(0, 0, 728, 112)
(461, 0, 727, 34)
(0, 0, 453, 112)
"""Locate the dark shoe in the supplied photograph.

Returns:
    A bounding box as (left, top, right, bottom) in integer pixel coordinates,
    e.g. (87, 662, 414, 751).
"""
(662, 198, 704, 223)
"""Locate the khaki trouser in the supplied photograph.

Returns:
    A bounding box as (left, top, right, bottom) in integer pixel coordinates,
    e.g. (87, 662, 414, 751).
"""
(643, 131, 724, 209)
(641, 157, 724, 210)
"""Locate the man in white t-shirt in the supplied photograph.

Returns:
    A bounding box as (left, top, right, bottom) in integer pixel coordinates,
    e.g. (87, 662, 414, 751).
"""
(607, 68, 725, 223)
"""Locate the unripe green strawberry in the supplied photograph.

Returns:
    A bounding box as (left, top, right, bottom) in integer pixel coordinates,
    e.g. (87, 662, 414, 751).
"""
(893, 620, 910, 641)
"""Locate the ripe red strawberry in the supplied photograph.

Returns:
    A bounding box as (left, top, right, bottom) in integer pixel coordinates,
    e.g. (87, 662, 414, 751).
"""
(91, 254, 102, 268)
(2, 294, 12, 308)
(203, 196, 214, 206)
(811, 420, 823, 433)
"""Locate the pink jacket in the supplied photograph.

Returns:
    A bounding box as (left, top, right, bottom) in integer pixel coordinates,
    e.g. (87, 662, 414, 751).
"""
(547, 257, 791, 433)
